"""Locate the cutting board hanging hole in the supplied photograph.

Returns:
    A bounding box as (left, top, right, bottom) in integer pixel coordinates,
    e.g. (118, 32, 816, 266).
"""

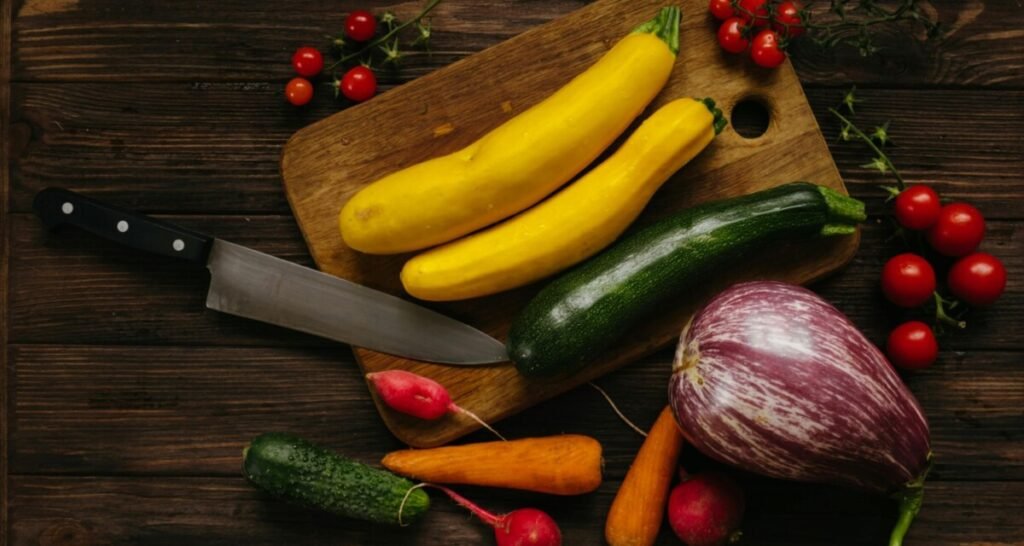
(730, 97, 771, 139)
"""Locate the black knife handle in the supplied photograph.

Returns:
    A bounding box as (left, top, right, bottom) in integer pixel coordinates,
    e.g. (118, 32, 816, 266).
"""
(33, 187, 213, 264)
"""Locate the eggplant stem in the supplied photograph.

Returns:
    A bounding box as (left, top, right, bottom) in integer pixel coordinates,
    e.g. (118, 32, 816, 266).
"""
(889, 453, 932, 546)
(888, 486, 923, 546)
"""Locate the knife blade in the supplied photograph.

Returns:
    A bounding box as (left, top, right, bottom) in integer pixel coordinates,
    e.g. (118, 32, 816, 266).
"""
(33, 188, 509, 366)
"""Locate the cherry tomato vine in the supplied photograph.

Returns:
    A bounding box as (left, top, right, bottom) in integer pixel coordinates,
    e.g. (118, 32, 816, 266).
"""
(283, 0, 442, 107)
(831, 88, 1007, 371)
(710, 0, 942, 69)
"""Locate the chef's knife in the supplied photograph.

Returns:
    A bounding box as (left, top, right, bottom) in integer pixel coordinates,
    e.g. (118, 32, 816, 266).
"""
(33, 188, 509, 366)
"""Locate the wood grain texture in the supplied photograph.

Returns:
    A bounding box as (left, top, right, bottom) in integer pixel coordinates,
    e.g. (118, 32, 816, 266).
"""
(807, 88, 1024, 220)
(2, 0, 14, 538)
(281, 0, 857, 447)
(9, 213, 1023, 350)
(7, 85, 1022, 215)
(10, 1, 1023, 88)
(5, 0, 1024, 543)
(8, 476, 1024, 546)
(8, 345, 1023, 480)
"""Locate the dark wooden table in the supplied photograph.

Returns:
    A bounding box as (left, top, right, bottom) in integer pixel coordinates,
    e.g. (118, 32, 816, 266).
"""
(2, 1, 1022, 544)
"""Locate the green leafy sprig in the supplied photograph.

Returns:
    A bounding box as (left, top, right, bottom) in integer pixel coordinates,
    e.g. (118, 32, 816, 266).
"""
(829, 87, 905, 191)
(804, 0, 943, 56)
(729, 0, 941, 56)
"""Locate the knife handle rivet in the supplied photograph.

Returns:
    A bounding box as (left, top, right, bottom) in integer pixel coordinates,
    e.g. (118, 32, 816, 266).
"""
(61, 202, 74, 215)
(117, 220, 129, 233)
(172, 239, 185, 252)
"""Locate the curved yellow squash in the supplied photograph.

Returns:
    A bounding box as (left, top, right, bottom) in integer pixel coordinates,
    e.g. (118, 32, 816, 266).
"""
(339, 8, 681, 254)
(401, 97, 723, 301)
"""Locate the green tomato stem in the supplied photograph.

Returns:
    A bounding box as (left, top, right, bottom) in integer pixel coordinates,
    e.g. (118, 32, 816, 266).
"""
(829, 107, 907, 191)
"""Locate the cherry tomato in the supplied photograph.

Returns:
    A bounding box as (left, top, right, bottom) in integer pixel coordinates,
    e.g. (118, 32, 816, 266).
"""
(926, 202, 986, 257)
(285, 77, 313, 106)
(291, 46, 323, 78)
(886, 321, 938, 371)
(894, 185, 942, 231)
(717, 18, 750, 54)
(738, 0, 770, 27)
(345, 10, 378, 42)
(948, 252, 1007, 306)
(708, 0, 735, 20)
(881, 253, 936, 308)
(750, 29, 786, 68)
(340, 66, 377, 102)
(772, 1, 805, 38)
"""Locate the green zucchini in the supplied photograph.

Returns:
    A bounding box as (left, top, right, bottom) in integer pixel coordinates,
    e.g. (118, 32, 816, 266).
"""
(508, 182, 866, 377)
(243, 432, 430, 525)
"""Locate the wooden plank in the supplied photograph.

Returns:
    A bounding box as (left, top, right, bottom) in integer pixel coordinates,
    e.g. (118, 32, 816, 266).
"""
(10, 0, 1024, 88)
(8, 475, 1024, 545)
(10, 213, 1023, 349)
(6, 85, 1022, 216)
(10, 0, 579, 82)
(8, 213, 329, 347)
(2, 0, 14, 537)
(9, 344, 1023, 480)
(807, 88, 1024, 220)
(790, 1, 1024, 89)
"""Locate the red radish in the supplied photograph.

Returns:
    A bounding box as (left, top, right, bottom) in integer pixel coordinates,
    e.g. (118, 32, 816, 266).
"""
(436, 485, 562, 546)
(366, 370, 506, 440)
(667, 471, 745, 546)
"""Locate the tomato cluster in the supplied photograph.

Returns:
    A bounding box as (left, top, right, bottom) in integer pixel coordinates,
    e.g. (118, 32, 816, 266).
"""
(881, 185, 1007, 370)
(285, 10, 379, 107)
(709, 0, 803, 68)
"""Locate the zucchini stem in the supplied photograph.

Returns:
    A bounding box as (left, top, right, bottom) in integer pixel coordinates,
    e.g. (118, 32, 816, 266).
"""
(699, 97, 728, 135)
(816, 186, 867, 236)
(633, 6, 682, 56)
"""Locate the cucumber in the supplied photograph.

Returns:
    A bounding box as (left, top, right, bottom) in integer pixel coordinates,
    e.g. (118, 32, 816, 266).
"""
(243, 432, 430, 525)
(508, 182, 866, 377)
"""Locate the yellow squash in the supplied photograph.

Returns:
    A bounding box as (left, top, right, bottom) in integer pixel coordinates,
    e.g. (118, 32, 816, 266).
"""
(339, 7, 681, 254)
(401, 97, 725, 301)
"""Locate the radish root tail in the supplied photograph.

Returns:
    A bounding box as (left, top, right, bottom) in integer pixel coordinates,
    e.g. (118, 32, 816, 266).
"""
(451, 403, 508, 441)
(589, 382, 647, 437)
(398, 482, 430, 527)
(430, 483, 502, 527)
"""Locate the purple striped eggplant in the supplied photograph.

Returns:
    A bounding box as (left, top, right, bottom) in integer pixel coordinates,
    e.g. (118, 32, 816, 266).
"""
(669, 281, 931, 546)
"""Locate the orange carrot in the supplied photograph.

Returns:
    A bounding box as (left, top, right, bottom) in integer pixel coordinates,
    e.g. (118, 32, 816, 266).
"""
(605, 406, 684, 546)
(381, 435, 602, 495)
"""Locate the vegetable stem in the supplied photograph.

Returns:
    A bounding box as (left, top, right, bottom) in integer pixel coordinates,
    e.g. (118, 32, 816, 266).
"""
(432, 484, 502, 527)
(633, 6, 682, 56)
(817, 185, 867, 235)
(889, 455, 931, 546)
(327, 0, 443, 71)
(829, 107, 906, 190)
(699, 97, 728, 135)
(934, 292, 967, 330)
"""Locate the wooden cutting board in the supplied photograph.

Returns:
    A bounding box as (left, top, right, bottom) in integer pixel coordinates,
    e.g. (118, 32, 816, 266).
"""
(280, 0, 859, 448)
